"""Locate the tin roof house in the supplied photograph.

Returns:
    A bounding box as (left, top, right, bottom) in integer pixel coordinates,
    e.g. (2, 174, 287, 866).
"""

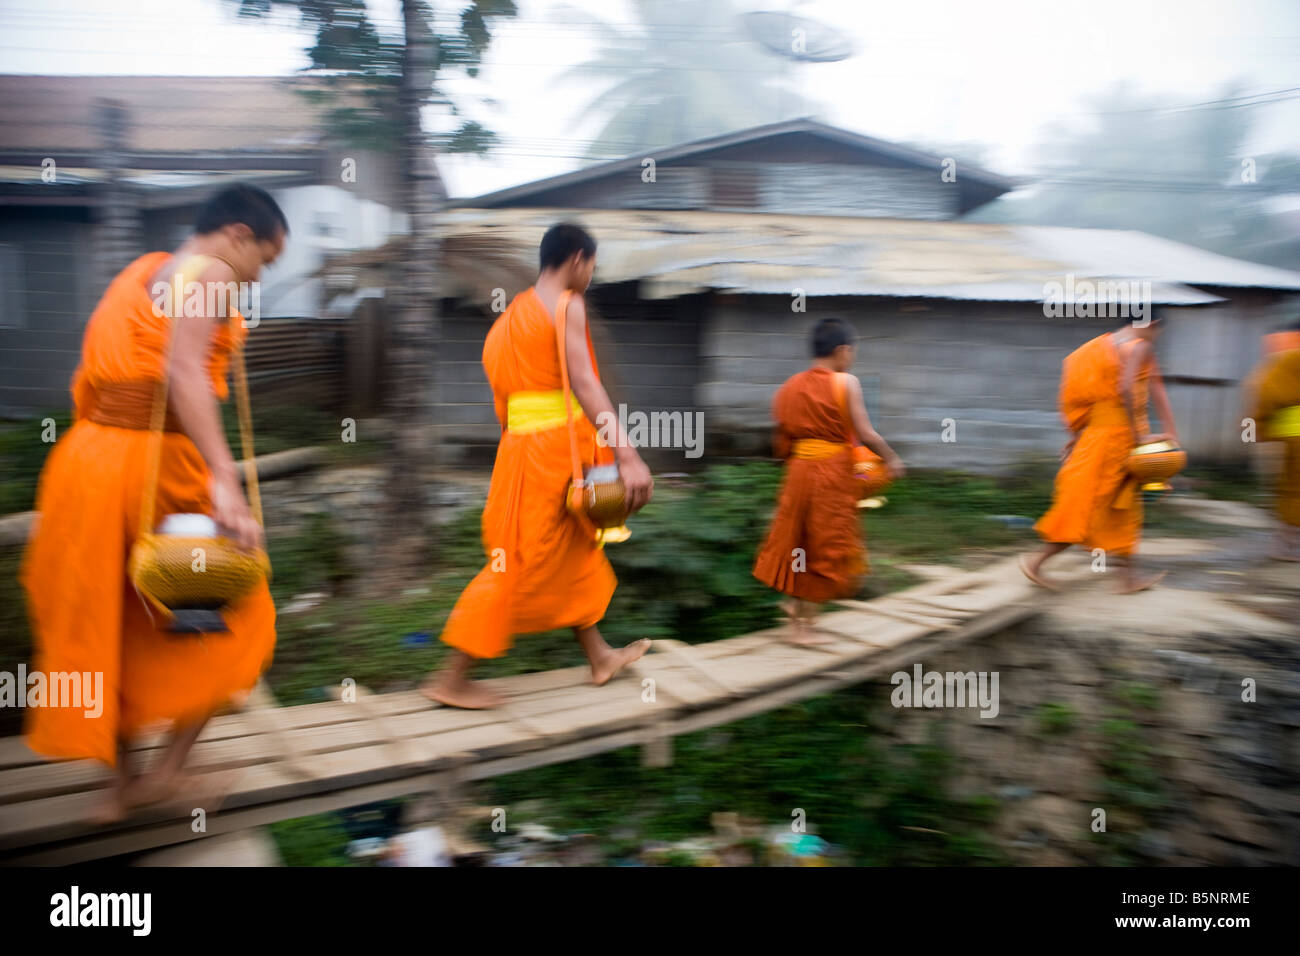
(0, 74, 410, 415)
(426, 118, 1300, 469)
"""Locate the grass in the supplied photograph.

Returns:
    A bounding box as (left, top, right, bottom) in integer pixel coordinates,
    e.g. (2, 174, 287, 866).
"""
(1178, 464, 1268, 507)
(1088, 679, 1172, 864)
(222, 402, 386, 465)
(0, 548, 30, 737)
(470, 686, 1007, 866)
(270, 685, 1008, 867)
(0, 402, 377, 517)
(1033, 701, 1077, 737)
(0, 412, 71, 515)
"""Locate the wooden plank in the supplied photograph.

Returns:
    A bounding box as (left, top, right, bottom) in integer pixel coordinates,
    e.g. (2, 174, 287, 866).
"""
(496, 666, 598, 697)
(811, 612, 925, 647)
(0, 718, 543, 854)
(0, 700, 508, 809)
(626, 660, 727, 709)
(832, 599, 960, 629)
(0, 739, 41, 771)
(693, 632, 782, 658)
(520, 695, 678, 744)
(650, 639, 741, 697)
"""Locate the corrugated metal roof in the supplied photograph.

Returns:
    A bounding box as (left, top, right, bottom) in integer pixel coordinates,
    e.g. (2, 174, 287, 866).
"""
(1017, 226, 1300, 291)
(0, 75, 329, 153)
(435, 208, 1300, 305)
(451, 117, 1019, 208)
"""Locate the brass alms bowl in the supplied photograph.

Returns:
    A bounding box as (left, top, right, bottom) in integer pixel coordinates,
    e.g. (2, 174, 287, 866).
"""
(1127, 439, 1187, 492)
(852, 447, 892, 507)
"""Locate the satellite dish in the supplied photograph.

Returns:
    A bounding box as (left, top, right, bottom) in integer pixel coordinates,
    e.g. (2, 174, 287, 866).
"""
(743, 10, 855, 63)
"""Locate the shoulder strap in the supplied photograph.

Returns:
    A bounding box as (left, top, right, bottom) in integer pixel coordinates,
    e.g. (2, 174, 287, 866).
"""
(138, 254, 261, 539)
(553, 289, 585, 485)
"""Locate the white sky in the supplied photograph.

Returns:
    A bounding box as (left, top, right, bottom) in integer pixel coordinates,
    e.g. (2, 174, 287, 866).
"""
(1, 0, 1297, 197)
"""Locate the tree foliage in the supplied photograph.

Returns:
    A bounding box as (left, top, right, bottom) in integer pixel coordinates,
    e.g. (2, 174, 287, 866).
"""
(231, 0, 517, 151)
(968, 84, 1300, 268)
(555, 0, 814, 159)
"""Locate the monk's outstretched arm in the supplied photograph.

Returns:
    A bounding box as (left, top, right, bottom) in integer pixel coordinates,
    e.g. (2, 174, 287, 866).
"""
(845, 374, 905, 477)
(1148, 359, 1179, 441)
(1120, 339, 1147, 444)
(166, 260, 262, 550)
(563, 294, 654, 512)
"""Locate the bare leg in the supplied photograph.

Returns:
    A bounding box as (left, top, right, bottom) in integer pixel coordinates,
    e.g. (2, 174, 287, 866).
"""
(119, 714, 215, 808)
(1020, 542, 1069, 591)
(87, 740, 136, 825)
(421, 651, 504, 709)
(576, 624, 651, 686)
(1270, 525, 1300, 561)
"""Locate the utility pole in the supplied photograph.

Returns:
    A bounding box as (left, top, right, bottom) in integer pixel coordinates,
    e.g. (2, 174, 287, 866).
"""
(94, 99, 142, 293)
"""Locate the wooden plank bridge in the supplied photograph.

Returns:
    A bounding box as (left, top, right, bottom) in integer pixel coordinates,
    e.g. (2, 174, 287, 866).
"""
(0, 557, 1041, 865)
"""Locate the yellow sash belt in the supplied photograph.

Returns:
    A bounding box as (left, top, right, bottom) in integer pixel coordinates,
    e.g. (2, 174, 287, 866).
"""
(507, 389, 583, 434)
(791, 438, 848, 460)
(1272, 405, 1300, 439)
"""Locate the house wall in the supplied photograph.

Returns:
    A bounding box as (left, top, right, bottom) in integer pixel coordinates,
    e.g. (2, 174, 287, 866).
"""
(142, 184, 405, 319)
(701, 296, 1075, 469)
(433, 288, 1296, 472)
(266, 185, 404, 318)
(699, 294, 1297, 470)
(502, 133, 960, 219)
(1157, 288, 1299, 462)
(0, 208, 98, 415)
(435, 284, 709, 469)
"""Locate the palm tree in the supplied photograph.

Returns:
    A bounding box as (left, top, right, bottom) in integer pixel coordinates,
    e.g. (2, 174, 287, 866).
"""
(555, 0, 810, 158)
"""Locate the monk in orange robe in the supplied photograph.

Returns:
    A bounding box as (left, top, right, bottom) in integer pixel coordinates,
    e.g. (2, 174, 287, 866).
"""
(421, 224, 654, 709)
(1249, 321, 1300, 561)
(1022, 314, 1179, 593)
(753, 318, 905, 644)
(20, 184, 286, 820)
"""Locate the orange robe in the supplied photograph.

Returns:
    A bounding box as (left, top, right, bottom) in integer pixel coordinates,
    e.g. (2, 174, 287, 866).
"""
(20, 253, 276, 766)
(1035, 333, 1151, 556)
(439, 287, 616, 659)
(753, 367, 866, 602)
(1252, 347, 1300, 526)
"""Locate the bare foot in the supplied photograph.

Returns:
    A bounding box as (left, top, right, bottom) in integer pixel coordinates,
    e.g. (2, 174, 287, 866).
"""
(1019, 554, 1061, 592)
(591, 639, 652, 686)
(783, 631, 832, 647)
(421, 673, 504, 709)
(112, 767, 235, 819)
(782, 615, 831, 646)
(1116, 570, 1167, 594)
(86, 787, 130, 826)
